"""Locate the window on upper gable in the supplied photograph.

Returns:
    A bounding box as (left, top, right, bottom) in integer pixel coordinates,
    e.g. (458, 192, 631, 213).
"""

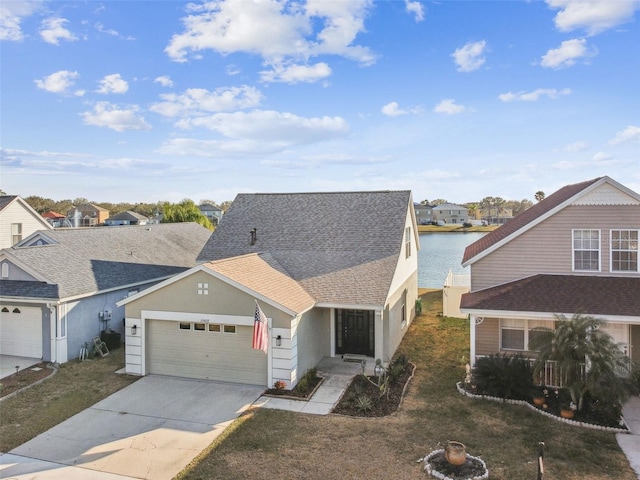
(197, 282, 209, 295)
(405, 227, 411, 258)
(1, 263, 8, 278)
(573, 229, 600, 271)
(11, 223, 22, 246)
(611, 230, 639, 272)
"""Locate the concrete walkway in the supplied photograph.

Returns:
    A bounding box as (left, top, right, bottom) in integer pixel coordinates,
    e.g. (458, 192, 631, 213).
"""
(253, 356, 373, 415)
(0, 355, 41, 379)
(618, 396, 640, 479)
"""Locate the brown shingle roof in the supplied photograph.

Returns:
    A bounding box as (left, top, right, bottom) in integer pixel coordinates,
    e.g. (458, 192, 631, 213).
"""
(202, 253, 315, 314)
(462, 177, 602, 265)
(460, 274, 640, 317)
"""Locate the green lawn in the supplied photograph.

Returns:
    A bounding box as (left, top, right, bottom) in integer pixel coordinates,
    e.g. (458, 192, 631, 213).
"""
(178, 291, 636, 480)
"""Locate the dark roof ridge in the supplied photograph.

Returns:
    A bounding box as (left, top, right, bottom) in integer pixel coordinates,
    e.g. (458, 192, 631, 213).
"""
(462, 176, 604, 265)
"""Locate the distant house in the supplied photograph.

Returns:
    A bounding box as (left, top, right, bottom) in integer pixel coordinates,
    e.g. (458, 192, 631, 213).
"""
(0, 223, 211, 363)
(198, 203, 223, 225)
(119, 191, 419, 388)
(105, 211, 149, 226)
(433, 203, 468, 224)
(66, 204, 109, 227)
(414, 203, 434, 225)
(0, 196, 52, 249)
(42, 211, 67, 228)
(460, 176, 640, 376)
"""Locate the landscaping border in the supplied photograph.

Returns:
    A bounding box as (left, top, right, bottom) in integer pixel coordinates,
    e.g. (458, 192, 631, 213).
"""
(0, 363, 58, 403)
(422, 448, 489, 480)
(261, 376, 325, 401)
(456, 381, 629, 434)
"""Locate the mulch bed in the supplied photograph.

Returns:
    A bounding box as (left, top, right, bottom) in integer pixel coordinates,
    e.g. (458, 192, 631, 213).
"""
(263, 374, 323, 399)
(1, 363, 54, 398)
(332, 362, 415, 417)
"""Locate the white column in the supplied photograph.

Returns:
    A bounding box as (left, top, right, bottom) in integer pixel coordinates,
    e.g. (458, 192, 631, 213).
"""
(469, 315, 476, 366)
(375, 309, 384, 361)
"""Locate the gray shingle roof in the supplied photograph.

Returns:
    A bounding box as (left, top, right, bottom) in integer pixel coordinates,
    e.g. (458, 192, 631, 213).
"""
(106, 211, 149, 222)
(0, 196, 18, 212)
(2, 223, 211, 300)
(461, 274, 640, 318)
(197, 191, 413, 306)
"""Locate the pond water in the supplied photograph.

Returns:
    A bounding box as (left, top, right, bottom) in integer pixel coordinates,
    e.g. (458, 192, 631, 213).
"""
(418, 232, 486, 288)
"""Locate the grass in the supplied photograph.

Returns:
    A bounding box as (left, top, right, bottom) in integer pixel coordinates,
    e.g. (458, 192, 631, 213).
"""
(178, 290, 636, 480)
(0, 347, 138, 452)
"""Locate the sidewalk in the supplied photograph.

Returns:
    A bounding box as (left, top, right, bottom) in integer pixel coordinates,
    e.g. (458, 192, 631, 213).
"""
(252, 356, 375, 415)
(618, 396, 640, 480)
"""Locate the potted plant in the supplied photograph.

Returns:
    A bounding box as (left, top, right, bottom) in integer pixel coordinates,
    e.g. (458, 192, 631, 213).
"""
(560, 401, 577, 419)
(532, 387, 546, 407)
(444, 441, 466, 466)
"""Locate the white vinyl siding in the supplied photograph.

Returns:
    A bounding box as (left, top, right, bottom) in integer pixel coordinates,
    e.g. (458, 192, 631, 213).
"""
(573, 229, 600, 271)
(611, 229, 639, 272)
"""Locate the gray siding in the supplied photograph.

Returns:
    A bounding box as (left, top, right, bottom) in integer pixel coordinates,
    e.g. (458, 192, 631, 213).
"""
(0, 260, 38, 281)
(471, 205, 640, 291)
(296, 308, 331, 376)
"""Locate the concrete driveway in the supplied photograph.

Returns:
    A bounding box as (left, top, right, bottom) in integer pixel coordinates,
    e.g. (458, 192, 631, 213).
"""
(1, 376, 264, 480)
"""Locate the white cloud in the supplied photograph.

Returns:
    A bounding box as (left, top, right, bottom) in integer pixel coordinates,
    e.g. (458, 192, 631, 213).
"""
(150, 86, 263, 117)
(0, 0, 42, 41)
(405, 0, 425, 22)
(39, 17, 77, 45)
(451, 40, 487, 72)
(381, 102, 405, 117)
(263, 153, 390, 168)
(593, 151, 613, 162)
(260, 62, 332, 83)
(186, 110, 349, 143)
(609, 125, 640, 145)
(540, 38, 595, 69)
(34, 70, 82, 95)
(546, 0, 640, 35)
(154, 76, 174, 88)
(96, 74, 129, 94)
(381, 101, 421, 117)
(81, 102, 151, 132)
(165, 0, 376, 69)
(433, 99, 466, 115)
(498, 88, 572, 102)
(563, 141, 588, 152)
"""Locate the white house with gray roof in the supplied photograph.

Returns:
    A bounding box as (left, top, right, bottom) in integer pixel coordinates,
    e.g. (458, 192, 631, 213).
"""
(0, 223, 211, 363)
(119, 191, 420, 388)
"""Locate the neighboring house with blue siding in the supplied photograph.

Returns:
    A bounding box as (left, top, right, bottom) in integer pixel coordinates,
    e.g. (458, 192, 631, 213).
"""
(0, 223, 211, 363)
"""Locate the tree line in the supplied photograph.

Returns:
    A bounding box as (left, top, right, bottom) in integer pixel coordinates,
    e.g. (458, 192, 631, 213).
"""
(21, 196, 233, 231)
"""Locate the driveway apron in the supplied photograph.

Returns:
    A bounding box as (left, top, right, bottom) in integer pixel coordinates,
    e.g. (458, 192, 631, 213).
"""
(4, 376, 264, 480)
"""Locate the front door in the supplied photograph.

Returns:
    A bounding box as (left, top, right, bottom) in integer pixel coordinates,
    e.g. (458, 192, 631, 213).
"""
(335, 309, 374, 357)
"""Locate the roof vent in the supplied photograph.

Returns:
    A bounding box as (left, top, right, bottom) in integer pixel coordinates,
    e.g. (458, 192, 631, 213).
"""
(250, 227, 257, 246)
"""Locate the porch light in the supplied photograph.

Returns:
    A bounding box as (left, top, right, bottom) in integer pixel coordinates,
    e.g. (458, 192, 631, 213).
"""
(276, 335, 282, 347)
(131, 325, 137, 336)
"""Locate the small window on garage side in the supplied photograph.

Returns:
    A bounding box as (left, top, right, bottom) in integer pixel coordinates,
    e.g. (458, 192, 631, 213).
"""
(209, 324, 221, 332)
(194, 323, 205, 331)
(197, 282, 209, 295)
(179, 322, 191, 330)
(12, 308, 20, 314)
(223, 325, 236, 334)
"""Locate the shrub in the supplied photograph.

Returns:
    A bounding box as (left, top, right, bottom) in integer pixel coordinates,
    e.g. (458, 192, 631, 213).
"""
(355, 394, 373, 412)
(463, 222, 472, 228)
(472, 353, 534, 400)
(273, 380, 286, 391)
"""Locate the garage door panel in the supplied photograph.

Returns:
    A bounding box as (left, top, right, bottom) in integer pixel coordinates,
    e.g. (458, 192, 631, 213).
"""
(148, 320, 267, 385)
(0, 307, 43, 358)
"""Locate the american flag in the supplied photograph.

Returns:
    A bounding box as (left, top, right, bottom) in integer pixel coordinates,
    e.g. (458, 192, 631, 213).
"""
(252, 301, 268, 354)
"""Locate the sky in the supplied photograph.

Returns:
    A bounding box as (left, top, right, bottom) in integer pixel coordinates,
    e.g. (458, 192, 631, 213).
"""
(1, 0, 639, 205)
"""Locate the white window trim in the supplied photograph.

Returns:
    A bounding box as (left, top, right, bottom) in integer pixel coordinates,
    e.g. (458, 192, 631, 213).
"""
(610, 229, 640, 273)
(572, 229, 601, 272)
(500, 319, 548, 351)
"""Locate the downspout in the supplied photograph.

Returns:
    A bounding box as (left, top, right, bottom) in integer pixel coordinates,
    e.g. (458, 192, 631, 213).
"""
(469, 314, 476, 367)
(47, 303, 57, 363)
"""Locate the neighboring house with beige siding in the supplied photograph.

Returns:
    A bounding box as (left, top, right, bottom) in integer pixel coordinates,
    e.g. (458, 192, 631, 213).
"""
(460, 176, 640, 369)
(0, 196, 52, 249)
(119, 191, 420, 389)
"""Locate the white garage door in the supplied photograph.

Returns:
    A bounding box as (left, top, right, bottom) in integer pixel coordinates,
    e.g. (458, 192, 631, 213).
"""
(0, 306, 43, 358)
(147, 319, 267, 385)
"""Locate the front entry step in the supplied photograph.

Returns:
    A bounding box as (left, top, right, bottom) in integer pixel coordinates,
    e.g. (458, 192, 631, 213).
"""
(342, 353, 367, 363)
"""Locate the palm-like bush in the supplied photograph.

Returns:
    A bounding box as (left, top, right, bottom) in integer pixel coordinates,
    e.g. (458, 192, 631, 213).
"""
(529, 313, 635, 411)
(472, 353, 534, 400)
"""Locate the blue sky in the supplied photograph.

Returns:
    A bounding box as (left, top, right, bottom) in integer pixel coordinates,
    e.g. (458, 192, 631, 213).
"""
(1, 0, 639, 205)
